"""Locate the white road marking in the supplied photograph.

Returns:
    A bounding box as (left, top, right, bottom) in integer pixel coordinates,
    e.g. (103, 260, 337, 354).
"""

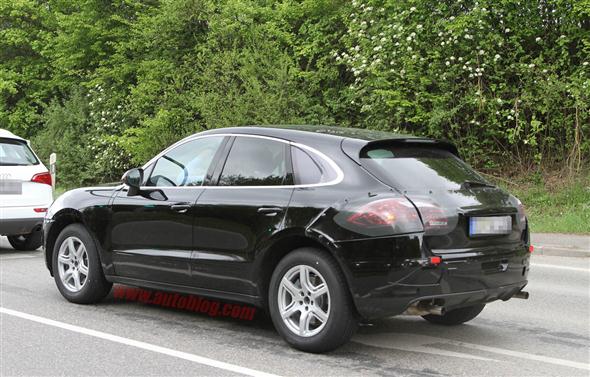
(355, 333, 498, 362)
(355, 333, 590, 371)
(0, 254, 38, 260)
(531, 263, 590, 273)
(0, 307, 280, 377)
(535, 244, 589, 252)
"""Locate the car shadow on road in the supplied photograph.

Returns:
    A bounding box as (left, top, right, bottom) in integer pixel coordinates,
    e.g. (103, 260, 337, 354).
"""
(98, 283, 503, 353)
(100, 284, 276, 331)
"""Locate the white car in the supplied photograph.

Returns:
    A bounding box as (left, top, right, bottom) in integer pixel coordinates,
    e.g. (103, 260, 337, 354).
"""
(0, 129, 53, 250)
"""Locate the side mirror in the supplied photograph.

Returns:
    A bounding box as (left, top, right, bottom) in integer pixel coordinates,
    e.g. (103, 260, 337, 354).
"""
(121, 168, 144, 196)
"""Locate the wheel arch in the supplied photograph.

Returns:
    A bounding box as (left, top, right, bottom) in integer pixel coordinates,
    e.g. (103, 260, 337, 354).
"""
(45, 209, 86, 275)
(254, 229, 356, 313)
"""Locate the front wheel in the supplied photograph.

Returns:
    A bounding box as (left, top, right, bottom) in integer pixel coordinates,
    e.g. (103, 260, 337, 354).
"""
(422, 304, 485, 326)
(268, 248, 358, 353)
(52, 224, 112, 304)
(7, 231, 42, 251)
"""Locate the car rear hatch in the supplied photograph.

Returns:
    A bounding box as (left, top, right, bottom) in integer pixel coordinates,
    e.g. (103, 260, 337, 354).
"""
(351, 139, 528, 256)
(0, 138, 50, 208)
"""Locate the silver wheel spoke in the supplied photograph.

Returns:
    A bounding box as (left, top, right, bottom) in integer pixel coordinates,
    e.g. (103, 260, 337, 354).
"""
(281, 277, 300, 298)
(299, 266, 312, 292)
(58, 254, 71, 265)
(72, 271, 81, 290)
(281, 302, 300, 319)
(79, 262, 89, 276)
(310, 283, 328, 299)
(67, 238, 76, 255)
(62, 269, 73, 282)
(298, 310, 312, 336)
(75, 244, 85, 259)
(312, 306, 328, 323)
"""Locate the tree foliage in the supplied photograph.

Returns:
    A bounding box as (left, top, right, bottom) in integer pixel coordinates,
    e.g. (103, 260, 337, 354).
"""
(0, 0, 587, 187)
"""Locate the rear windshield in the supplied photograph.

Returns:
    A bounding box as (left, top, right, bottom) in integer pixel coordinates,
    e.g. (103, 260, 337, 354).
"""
(360, 145, 488, 190)
(0, 138, 39, 166)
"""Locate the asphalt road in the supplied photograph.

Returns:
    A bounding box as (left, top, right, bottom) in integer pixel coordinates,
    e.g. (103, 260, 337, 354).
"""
(1, 237, 589, 377)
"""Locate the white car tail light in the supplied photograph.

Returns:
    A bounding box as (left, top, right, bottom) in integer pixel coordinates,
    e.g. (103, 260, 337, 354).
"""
(31, 172, 52, 186)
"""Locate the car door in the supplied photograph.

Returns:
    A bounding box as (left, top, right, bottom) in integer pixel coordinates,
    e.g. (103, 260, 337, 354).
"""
(109, 135, 227, 286)
(191, 135, 294, 295)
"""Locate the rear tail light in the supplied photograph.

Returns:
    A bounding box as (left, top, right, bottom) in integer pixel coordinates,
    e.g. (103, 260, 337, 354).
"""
(413, 201, 449, 231)
(529, 245, 534, 253)
(345, 198, 423, 234)
(409, 199, 457, 235)
(31, 172, 52, 186)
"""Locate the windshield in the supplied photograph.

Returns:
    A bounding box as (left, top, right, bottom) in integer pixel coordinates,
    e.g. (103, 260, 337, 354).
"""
(360, 145, 489, 190)
(0, 138, 39, 166)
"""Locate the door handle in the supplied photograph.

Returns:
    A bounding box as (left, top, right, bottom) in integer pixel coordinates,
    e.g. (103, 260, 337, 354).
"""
(257, 207, 284, 217)
(170, 203, 191, 213)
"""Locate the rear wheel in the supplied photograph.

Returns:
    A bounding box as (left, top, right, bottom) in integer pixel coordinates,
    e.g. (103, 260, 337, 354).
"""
(422, 304, 485, 326)
(52, 224, 112, 304)
(7, 231, 42, 251)
(268, 248, 358, 353)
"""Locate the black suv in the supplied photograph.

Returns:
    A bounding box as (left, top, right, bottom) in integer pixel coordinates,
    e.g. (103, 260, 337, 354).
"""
(44, 125, 530, 352)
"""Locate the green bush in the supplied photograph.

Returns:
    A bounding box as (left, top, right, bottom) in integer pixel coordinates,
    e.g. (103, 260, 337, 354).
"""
(1, 0, 588, 189)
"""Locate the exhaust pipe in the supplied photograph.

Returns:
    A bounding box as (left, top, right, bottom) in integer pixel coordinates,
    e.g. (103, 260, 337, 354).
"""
(403, 303, 446, 316)
(513, 290, 529, 299)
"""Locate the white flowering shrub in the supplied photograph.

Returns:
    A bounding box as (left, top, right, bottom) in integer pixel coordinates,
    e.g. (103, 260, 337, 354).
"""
(86, 85, 133, 181)
(17, 0, 589, 185)
(33, 87, 132, 187)
(334, 0, 589, 169)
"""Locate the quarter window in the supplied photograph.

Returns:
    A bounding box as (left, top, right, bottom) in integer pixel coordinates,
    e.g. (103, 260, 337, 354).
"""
(218, 137, 287, 186)
(291, 146, 338, 185)
(291, 147, 322, 185)
(147, 136, 224, 187)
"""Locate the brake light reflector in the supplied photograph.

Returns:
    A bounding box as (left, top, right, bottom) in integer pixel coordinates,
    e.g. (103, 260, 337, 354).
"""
(34, 208, 47, 213)
(429, 256, 442, 265)
(31, 172, 52, 186)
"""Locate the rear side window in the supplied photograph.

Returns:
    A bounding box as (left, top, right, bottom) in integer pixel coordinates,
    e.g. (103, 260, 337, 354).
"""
(0, 139, 39, 166)
(291, 147, 321, 185)
(218, 137, 287, 186)
(291, 146, 339, 185)
(148, 136, 224, 187)
(361, 144, 488, 190)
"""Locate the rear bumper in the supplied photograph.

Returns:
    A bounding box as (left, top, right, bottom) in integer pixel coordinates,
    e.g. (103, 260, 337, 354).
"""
(355, 279, 528, 320)
(0, 217, 43, 236)
(338, 235, 531, 319)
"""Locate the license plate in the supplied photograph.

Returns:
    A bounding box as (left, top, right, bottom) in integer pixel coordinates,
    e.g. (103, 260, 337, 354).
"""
(469, 216, 512, 236)
(0, 180, 22, 195)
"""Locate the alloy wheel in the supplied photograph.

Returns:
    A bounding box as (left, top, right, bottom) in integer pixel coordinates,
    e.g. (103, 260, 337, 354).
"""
(278, 265, 331, 337)
(57, 236, 89, 292)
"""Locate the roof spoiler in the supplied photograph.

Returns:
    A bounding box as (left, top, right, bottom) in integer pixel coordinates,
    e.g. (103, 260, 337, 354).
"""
(341, 137, 460, 164)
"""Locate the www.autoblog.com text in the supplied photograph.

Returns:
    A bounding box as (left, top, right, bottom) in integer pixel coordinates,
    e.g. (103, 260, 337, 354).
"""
(112, 285, 257, 321)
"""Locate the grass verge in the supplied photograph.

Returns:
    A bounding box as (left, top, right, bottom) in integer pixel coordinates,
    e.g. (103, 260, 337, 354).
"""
(491, 171, 590, 234)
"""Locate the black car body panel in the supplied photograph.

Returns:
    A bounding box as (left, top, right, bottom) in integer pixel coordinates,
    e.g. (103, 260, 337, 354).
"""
(44, 125, 530, 319)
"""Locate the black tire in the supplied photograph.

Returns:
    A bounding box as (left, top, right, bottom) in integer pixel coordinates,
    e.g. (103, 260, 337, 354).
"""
(7, 231, 42, 251)
(268, 248, 358, 353)
(422, 304, 485, 326)
(52, 224, 112, 304)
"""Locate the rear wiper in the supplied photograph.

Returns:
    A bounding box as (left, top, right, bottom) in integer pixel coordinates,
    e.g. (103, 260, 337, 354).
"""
(461, 180, 496, 189)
